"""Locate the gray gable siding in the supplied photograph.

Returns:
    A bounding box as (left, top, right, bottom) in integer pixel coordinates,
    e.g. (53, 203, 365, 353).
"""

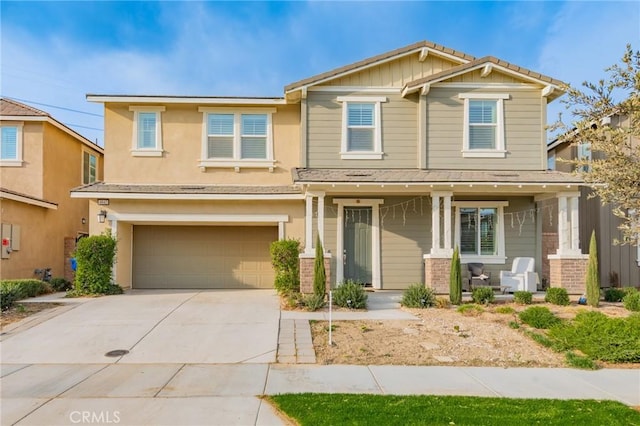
(426, 87, 544, 170)
(306, 92, 418, 168)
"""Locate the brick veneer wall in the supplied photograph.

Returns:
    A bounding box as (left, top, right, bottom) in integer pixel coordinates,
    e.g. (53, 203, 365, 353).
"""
(542, 232, 558, 285)
(424, 257, 451, 294)
(299, 256, 331, 294)
(64, 237, 76, 283)
(549, 256, 588, 295)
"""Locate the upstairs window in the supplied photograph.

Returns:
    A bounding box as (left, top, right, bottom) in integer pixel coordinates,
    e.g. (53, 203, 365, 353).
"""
(199, 108, 274, 170)
(83, 152, 97, 185)
(577, 142, 591, 172)
(0, 124, 23, 166)
(459, 93, 508, 158)
(337, 96, 386, 160)
(129, 106, 165, 156)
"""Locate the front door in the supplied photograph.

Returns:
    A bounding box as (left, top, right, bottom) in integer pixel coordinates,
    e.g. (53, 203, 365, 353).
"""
(344, 207, 372, 284)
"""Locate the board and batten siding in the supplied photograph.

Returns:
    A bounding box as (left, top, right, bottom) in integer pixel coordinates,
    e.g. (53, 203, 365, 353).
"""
(307, 92, 418, 168)
(426, 88, 544, 170)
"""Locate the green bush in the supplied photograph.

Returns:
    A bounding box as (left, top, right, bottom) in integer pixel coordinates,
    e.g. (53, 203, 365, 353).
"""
(513, 291, 533, 305)
(332, 280, 367, 309)
(457, 304, 484, 316)
(622, 288, 640, 312)
(401, 283, 436, 308)
(604, 288, 626, 302)
(74, 233, 120, 295)
(270, 239, 301, 295)
(313, 235, 326, 296)
(545, 287, 570, 306)
(548, 311, 640, 363)
(565, 352, 599, 370)
(495, 306, 516, 314)
(449, 247, 462, 305)
(471, 286, 494, 304)
(0, 279, 52, 310)
(302, 293, 325, 311)
(50, 277, 72, 292)
(518, 306, 561, 329)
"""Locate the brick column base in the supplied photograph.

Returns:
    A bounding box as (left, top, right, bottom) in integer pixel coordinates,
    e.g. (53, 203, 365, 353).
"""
(548, 255, 588, 295)
(64, 237, 76, 283)
(299, 254, 332, 294)
(424, 255, 451, 294)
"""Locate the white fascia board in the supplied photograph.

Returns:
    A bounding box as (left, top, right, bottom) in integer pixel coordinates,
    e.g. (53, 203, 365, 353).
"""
(86, 95, 286, 105)
(0, 190, 58, 209)
(303, 182, 582, 190)
(70, 191, 304, 200)
(108, 213, 289, 223)
(307, 87, 401, 93)
(0, 116, 103, 154)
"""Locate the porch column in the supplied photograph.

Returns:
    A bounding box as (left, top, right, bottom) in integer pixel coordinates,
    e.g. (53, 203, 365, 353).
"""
(431, 193, 440, 254)
(317, 191, 325, 247)
(443, 194, 452, 251)
(556, 192, 580, 256)
(425, 192, 453, 294)
(305, 194, 313, 254)
(570, 196, 580, 252)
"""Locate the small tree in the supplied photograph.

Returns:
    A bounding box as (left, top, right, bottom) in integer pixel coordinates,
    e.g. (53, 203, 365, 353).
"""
(313, 234, 326, 296)
(449, 246, 462, 305)
(270, 238, 300, 295)
(586, 230, 601, 307)
(73, 232, 120, 295)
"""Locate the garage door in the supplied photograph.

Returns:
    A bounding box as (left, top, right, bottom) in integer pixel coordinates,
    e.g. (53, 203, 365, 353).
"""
(133, 225, 277, 289)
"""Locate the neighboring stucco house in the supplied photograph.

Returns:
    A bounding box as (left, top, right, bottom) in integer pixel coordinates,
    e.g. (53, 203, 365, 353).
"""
(546, 113, 640, 288)
(73, 41, 588, 293)
(0, 98, 104, 281)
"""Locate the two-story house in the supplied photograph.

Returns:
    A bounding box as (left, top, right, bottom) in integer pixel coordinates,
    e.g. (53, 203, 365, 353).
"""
(73, 41, 587, 294)
(547, 112, 640, 288)
(0, 98, 104, 281)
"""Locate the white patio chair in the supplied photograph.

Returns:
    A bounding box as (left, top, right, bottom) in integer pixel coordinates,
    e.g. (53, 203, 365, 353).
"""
(499, 257, 537, 293)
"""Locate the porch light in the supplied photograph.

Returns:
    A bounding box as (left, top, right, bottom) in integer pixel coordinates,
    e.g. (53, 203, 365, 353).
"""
(97, 210, 108, 224)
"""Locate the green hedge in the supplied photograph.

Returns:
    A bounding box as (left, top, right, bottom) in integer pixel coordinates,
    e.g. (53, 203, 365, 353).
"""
(1, 279, 53, 310)
(73, 233, 122, 295)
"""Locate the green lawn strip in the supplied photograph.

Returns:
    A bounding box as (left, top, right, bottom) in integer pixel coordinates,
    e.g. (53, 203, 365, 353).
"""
(266, 394, 640, 426)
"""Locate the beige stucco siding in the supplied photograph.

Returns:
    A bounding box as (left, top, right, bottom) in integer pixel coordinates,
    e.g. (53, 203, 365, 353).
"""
(1, 121, 44, 199)
(320, 55, 459, 88)
(426, 87, 543, 170)
(102, 103, 299, 185)
(306, 92, 418, 168)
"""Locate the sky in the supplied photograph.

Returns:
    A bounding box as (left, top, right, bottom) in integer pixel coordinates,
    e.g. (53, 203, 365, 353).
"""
(1, 1, 638, 146)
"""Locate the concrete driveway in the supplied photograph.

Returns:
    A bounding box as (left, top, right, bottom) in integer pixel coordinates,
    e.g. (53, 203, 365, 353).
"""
(0, 289, 281, 364)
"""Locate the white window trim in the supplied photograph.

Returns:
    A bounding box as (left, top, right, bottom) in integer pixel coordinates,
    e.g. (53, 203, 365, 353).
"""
(0, 122, 24, 167)
(459, 93, 508, 158)
(453, 201, 508, 264)
(129, 106, 165, 157)
(198, 107, 276, 170)
(337, 96, 386, 160)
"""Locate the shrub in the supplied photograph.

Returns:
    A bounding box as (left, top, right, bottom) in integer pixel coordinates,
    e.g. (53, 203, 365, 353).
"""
(313, 235, 326, 296)
(495, 306, 516, 314)
(74, 233, 120, 295)
(449, 246, 462, 305)
(401, 284, 436, 308)
(604, 288, 626, 302)
(0, 279, 52, 310)
(513, 291, 533, 305)
(548, 311, 640, 363)
(302, 293, 325, 311)
(270, 239, 300, 295)
(0, 285, 20, 311)
(622, 288, 640, 312)
(585, 231, 600, 307)
(457, 304, 484, 316)
(332, 280, 367, 309)
(435, 297, 451, 309)
(50, 277, 72, 292)
(545, 287, 570, 306)
(518, 306, 561, 329)
(471, 286, 494, 304)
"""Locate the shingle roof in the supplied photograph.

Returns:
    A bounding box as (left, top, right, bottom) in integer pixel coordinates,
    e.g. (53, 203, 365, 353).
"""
(404, 56, 565, 91)
(72, 183, 303, 195)
(292, 168, 583, 184)
(0, 98, 49, 117)
(285, 40, 475, 92)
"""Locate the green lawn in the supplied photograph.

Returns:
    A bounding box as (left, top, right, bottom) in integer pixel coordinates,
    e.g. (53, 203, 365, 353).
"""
(267, 394, 640, 426)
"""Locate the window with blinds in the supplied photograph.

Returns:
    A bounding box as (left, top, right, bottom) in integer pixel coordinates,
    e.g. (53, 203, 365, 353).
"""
(83, 152, 97, 185)
(468, 100, 497, 149)
(0, 126, 18, 160)
(207, 114, 234, 158)
(206, 113, 268, 160)
(137, 112, 157, 149)
(241, 114, 267, 159)
(460, 207, 497, 256)
(347, 103, 374, 151)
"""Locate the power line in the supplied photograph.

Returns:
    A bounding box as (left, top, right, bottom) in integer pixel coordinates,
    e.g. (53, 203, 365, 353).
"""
(65, 123, 103, 131)
(5, 96, 103, 117)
